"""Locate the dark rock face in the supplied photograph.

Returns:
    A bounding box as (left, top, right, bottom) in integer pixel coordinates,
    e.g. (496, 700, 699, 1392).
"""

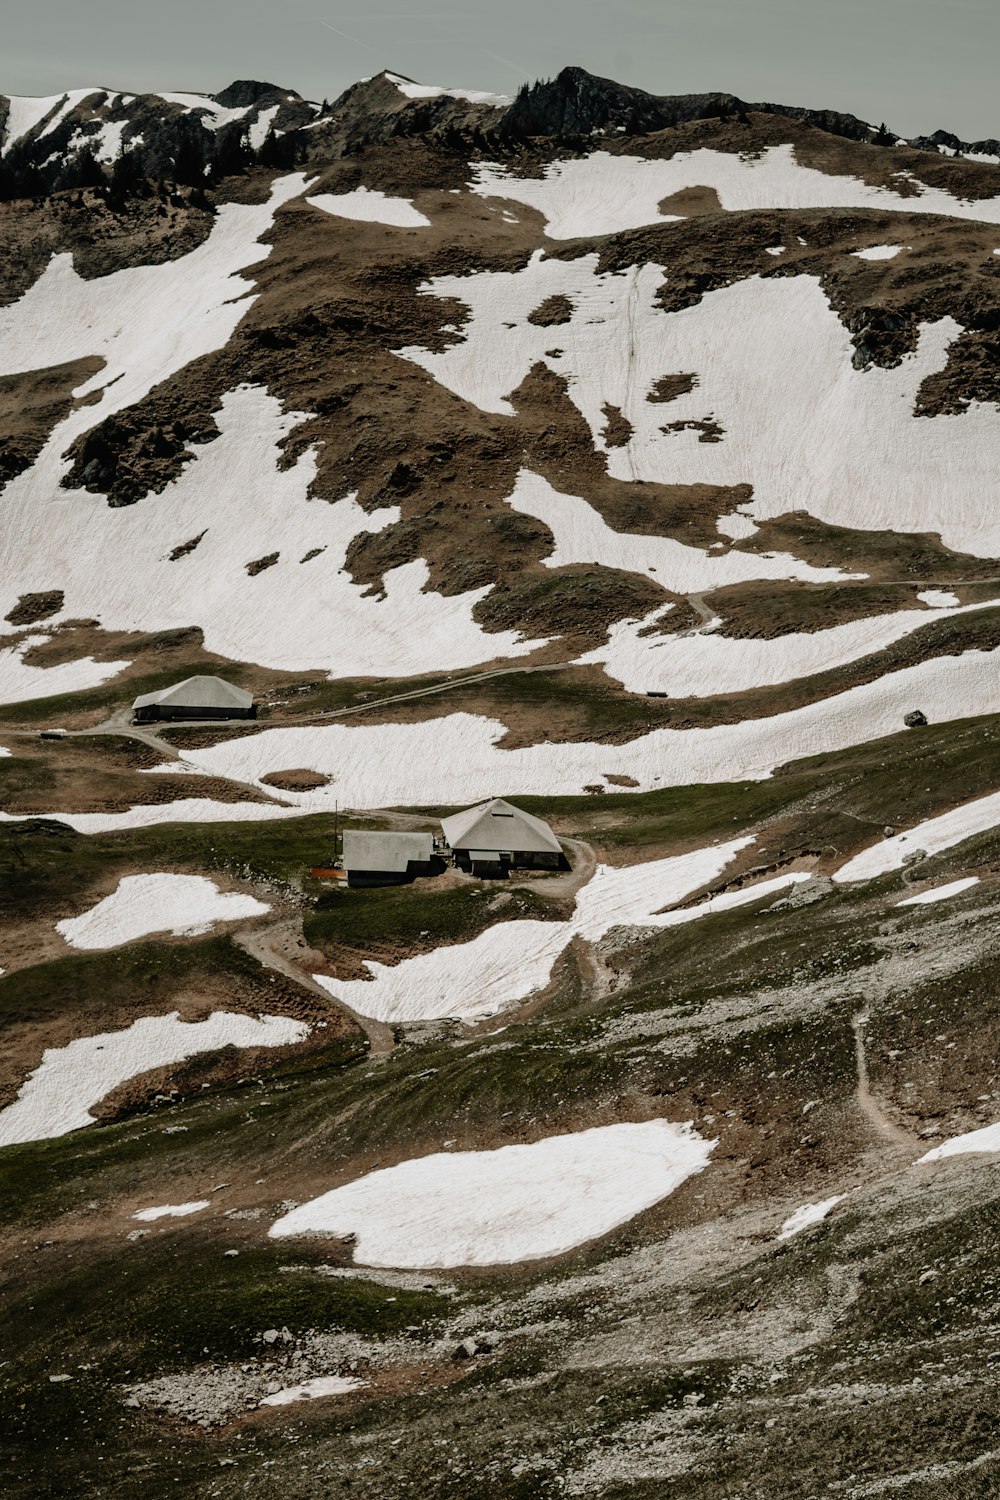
(499, 66, 747, 140)
(214, 79, 289, 109)
(914, 128, 1000, 160)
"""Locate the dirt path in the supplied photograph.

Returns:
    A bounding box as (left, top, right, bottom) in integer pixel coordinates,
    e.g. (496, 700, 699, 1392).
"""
(234, 915, 395, 1055)
(851, 1007, 918, 1151)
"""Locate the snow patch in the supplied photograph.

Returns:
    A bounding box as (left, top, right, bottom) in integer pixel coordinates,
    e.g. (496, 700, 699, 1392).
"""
(0, 634, 130, 706)
(386, 74, 509, 106)
(56, 874, 271, 950)
(918, 589, 960, 608)
(577, 595, 993, 697)
(402, 258, 1000, 557)
(472, 146, 1000, 239)
(834, 790, 1000, 883)
(919, 1124, 1000, 1161)
(895, 877, 981, 907)
(778, 1196, 842, 1239)
(851, 244, 903, 260)
(132, 1201, 210, 1221)
(260, 1376, 364, 1406)
(314, 837, 753, 1023)
(269, 1120, 714, 1266)
(308, 187, 430, 228)
(16, 644, 1000, 833)
(0, 1012, 310, 1147)
(505, 470, 855, 594)
(0, 385, 543, 678)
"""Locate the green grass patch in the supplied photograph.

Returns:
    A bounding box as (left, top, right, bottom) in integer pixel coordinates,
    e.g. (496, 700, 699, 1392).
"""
(305, 879, 563, 954)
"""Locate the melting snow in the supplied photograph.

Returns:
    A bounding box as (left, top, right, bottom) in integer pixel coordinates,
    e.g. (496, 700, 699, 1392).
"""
(403, 260, 1000, 557)
(260, 1376, 364, 1406)
(778, 1196, 842, 1239)
(0, 385, 543, 677)
(895, 877, 981, 906)
(0, 171, 306, 479)
(14, 644, 1000, 833)
(156, 93, 252, 131)
(917, 589, 960, 608)
(269, 1120, 714, 1266)
(852, 244, 903, 259)
(132, 1201, 210, 1221)
(308, 188, 430, 227)
(505, 470, 855, 593)
(471, 146, 1000, 238)
(578, 595, 992, 697)
(834, 790, 1000, 883)
(386, 73, 510, 106)
(316, 838, 755, 1023)
(248, 105, 279, 151)
(919, 1124, 1000, 1161)
(0, 634, 130, 706)
(56, 873, 271, 950)
(0, 1011, 310, 1147)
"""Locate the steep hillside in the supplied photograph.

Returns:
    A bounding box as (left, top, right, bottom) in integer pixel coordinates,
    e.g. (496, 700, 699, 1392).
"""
(3, 65, 1000, 1500)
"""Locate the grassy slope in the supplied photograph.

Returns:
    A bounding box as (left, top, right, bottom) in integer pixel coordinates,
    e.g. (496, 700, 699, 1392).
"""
(4, 715, 1000, 1496)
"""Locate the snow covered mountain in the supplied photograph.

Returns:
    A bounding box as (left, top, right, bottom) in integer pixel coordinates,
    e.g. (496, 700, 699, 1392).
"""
(4, 65, 1000, 1499)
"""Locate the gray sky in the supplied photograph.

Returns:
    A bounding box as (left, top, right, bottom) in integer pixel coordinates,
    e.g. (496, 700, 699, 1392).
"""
(6, 0, 999, 141)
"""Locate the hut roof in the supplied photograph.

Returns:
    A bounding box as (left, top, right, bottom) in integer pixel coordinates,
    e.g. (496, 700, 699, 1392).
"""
(132, 675, 253, 711)
(342, 830, 434, 874)
(440, 798, 561, 855)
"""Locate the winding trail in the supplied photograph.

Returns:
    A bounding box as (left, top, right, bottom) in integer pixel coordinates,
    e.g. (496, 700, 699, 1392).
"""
(233, 915, 395, 1055)
(851, 1006, 918, 1151)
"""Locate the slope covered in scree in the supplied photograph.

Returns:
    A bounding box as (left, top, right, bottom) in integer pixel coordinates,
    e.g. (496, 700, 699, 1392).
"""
(4, 63, 1000, 1500)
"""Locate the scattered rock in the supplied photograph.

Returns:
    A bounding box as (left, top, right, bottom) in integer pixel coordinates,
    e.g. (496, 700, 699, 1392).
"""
(904, 709, 928, 727)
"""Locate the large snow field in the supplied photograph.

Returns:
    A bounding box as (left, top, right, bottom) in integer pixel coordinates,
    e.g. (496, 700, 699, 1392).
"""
(503, 470, 856, 594)
(833, 790, 1000, 883)
(269, 1120, 714, 1266)
(919, 1123, 1000, 1162)
(0, 1011, 310, 1147)
(0, 633, 130, 706)
(895, 876, 981, 906)
(0, 173, 305, 424)
(56, 873, 271, 950)
(0, 385, 543, 677)
(403, 260, 1000, 557)
(307, 188, 430, 228)
(470, 146, 1000, 238)
(315, 837, 754, 1022)
(577, 595, 993, 697)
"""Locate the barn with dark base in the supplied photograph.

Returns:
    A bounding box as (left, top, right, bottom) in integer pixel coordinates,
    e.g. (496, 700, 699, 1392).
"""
(132, 675, 255, 724)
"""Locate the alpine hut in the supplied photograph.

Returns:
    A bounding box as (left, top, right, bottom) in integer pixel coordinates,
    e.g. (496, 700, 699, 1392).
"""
(440, 798, 564, 876)
(132, 675, 255, 724)
(341, 830, 439, 888)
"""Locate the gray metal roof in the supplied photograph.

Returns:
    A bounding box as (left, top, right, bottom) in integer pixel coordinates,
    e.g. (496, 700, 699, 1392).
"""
(342, 830, 434, 873)
(132, 674, 253, 711)
(440, 798, 561, 855)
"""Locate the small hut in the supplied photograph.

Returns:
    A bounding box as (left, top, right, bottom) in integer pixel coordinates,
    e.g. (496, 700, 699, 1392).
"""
(440, 798, 564, 874)
(132, 675, 255, 724)
(342, 830, 438, 888)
